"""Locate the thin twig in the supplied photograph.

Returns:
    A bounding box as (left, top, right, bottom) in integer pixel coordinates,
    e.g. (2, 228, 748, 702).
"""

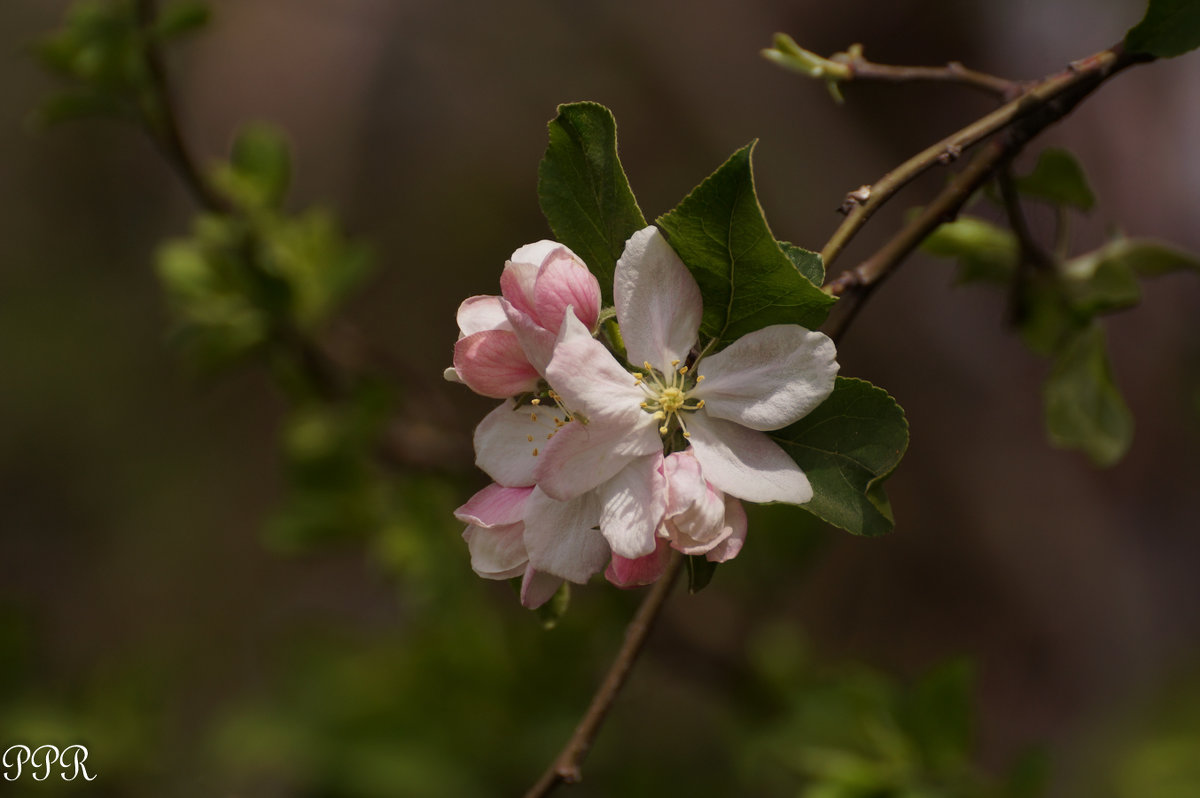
(133, 0, 228, 213)
(819, 47, 1138, 272)
(822, 45, 1147, 342)
(832, 47, 1018, 98)
(524, 553, 686, 798)
(995, 164, 1054, 325)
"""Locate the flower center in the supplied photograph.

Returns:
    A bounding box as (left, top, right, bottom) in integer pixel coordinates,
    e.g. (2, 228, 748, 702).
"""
(635, 360, 705, 437)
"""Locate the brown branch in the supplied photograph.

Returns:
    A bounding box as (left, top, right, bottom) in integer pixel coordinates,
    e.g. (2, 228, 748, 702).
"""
(524, 553, 686, 798)
(819, 46, 1142, 272)
(822, 44, 1149, 342)
(832, 45, 1019, 99)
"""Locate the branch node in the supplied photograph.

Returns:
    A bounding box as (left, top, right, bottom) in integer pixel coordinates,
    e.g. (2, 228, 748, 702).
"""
(839, 185, 872, 214)
(937, 143, 963, 164)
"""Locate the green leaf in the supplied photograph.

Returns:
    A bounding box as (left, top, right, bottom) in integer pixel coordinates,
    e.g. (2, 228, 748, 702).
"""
(921, 215, 1019, 284)
(780, 241, 826, 286)
(1061, 243, 1143, 315)
(1043, 322, 1133, 466)
(1014, 148, 1096, 211)
(1126, 0, 1200, 57)
(214, 123, 292, 209)
(770, 377, 909, 537)
(155, 0, 211, 39)
(657, 144, 836, 346)
(534, 582, 570, 629)
(686, 555, 718, 593)
(1017, 271, 1082, 356)
(1083, 237, 1200, 278)
(537, 102, 646, 303)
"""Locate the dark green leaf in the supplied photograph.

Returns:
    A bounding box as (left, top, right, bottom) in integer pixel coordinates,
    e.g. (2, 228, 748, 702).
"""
(921, 215, 1019, 285)
(537, 102, 646, 303)
(35, 89, 126, 126)
(1017, 272, 1082, 356)
(657, 144, 836, 346)
(770, 377, 909, 537)
(780, 241, 826, 286)
(1126, 0, 1200, 57)
(686, 555, 718, 593)
(1044, 322, 1133, 466)
(1014, 148, 1096, 211)
(155, 0, 211, 39)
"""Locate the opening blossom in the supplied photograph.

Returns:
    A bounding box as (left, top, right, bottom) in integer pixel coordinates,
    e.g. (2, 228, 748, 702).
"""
(452, 226, 839, 606)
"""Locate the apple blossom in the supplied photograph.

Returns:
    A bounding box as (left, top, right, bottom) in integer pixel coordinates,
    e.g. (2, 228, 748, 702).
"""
(447, 241, 601, 398)
(532, 226, 837, 557)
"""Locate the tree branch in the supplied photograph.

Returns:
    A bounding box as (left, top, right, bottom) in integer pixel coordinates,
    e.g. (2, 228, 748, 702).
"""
(831, 45, 1019, 98)
(524, 553, 686, 798)
(821, 44, 1149, 342)
(819, 46, 1143, 272)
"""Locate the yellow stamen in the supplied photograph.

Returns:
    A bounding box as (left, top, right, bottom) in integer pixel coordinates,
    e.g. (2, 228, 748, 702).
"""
(532, 448, 539, 456)
(531, 398, 541, 405)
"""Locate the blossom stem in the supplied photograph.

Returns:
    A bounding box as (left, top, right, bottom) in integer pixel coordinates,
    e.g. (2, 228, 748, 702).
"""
(523, 552, 685, 798)
(817, 45, 1149, 273)
(832, 47, 1019, 99)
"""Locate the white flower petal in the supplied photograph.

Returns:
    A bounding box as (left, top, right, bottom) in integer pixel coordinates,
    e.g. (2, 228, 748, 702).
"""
(598, 453, 666, 559)
(614, 227, 702, 374)
(473, 400, 542, 487)
(546, 313, 649, 424)
(686, 414, 812, 504)
(535, 416, 660, 500)
(522, 488, 607, 584)
(454, 483, 533, 527)
(462, 523, 527, 579)
(456, 295, 511, 336)
(520, 566, 564, 608)
(511, 240, 565, 268)
(693, 325, 838, 430)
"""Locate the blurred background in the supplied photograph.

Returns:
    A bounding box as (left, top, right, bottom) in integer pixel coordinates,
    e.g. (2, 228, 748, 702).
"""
(2, 0, 1199, 795)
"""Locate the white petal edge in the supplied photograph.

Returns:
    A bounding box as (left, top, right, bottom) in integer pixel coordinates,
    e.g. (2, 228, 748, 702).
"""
(473, 400, 543, 487)
(456, 295, 511, 337)
(598, 453, 666, 559)
(693, 324, 838, 431)
(614, 227, 702, 374)
(462, 523, 527, 578)
(686, 413, 812, 504)
(522, 488, 608, 584)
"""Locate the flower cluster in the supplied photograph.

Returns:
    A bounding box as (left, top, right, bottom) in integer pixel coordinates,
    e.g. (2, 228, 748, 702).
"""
(448, 227, 838, 607)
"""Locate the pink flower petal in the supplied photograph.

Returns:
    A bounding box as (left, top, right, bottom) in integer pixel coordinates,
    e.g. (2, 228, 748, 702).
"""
(686, 413, 812, 504)
(614, 227, 702, 374)
(500, 260, 540, 323)
(598, 453, 666, 559)
(454, 483, 534, 527)
(706, 498, 747, 563)
(510, 240, 563, 269)
(456, 295, 511, 337)
(453, 330, 541, 398)
(605, 538, 672, 587)
(694, 324, 838, 430)
(536, 417, 660, 501)
(502, 297, 556, 375)
(522, 488, 608, 584)
(473, 400, 544, 487)
(520, 566, 564, 609)
(534, 249, 602, 333)
(661, 451, 726, 546)
(462, 522, 527, 578)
